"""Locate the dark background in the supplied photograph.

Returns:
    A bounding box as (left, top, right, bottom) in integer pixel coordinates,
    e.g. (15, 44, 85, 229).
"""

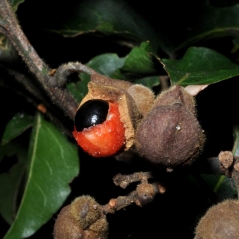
(1, 0, 239, 238)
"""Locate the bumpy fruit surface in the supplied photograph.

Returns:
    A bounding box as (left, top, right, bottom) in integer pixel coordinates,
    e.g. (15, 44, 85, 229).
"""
(54, 196, 108, 239)
(195, 199, 239, 239)
(136, 85, 204, 168)
(73, 100, 125, 157)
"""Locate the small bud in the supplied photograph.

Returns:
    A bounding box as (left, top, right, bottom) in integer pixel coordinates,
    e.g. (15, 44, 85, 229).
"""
(218, 151, 233, 169)
(195, 199, 239, 239)
(54, 196, 108, 239)
(136, 183, 155, 206)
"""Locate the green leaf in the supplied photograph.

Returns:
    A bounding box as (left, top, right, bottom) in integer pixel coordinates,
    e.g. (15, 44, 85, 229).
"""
(67, 77, 90, 103)
(86, 53, 125, 77)
(173, 2, 239, 53)
(161, 47, 239, 85)
(0, 142, 27, 225)
(157, 1, 239, 54)
(4, 113, 79, 239)
(1, 113, 33, 146)
(53, 0, 160, 51)
(67, 50, 160, 102)
(201, 174, 237, 201)
(121, 42, 160, 78)
(84, 53, 126, 80)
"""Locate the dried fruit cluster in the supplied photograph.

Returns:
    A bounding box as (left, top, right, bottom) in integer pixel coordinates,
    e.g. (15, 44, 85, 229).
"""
(57, 70, 206, 239)
(73, 72, 204, 169)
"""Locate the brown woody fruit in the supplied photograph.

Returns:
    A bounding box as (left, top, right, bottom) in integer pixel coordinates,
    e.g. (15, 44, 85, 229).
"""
(136, 85, 204, 168)
(195, 199, 239, 239)
(54, 196, 108, 239)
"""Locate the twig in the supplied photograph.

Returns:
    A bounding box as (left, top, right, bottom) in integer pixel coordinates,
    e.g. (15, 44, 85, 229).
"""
(54, 62, 94, 87)
(102, 171, 166, 214)
(102, 181, 165, 214)
(113, 172, 154, 189)
(0, 0, 78, 119)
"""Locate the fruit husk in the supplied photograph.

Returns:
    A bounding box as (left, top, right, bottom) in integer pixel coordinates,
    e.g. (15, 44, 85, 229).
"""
(79, 80, 141, 151)
(136, 103, 204, 168)
(127, 84, 155, 117)
(54, 205, 85, 239)
(54, 196, 108, 239)
(91, 73, 132, 90)
(70, 196, 101, 229)
(154, 84, 196, 115)
(195, 199, 239, 239)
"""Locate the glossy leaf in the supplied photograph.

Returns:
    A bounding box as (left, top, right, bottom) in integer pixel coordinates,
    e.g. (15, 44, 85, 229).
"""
(67, 77, 90, 103)
(157, 1, 239, 54)
(0, 142, 27, 225)
(67, 50, 161, 102)
(53, 0, 160, 51)
(161, 47, 239, 85)
(4, 113, 79, 239)
(51, 0, 239, 55)
(1, 113, 33, 146)
(85, 53, 125, 77)
(173, 2, 239, 53)
(121, 42, 160, 78)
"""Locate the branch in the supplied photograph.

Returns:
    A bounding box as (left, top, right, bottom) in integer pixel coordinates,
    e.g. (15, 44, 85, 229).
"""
(0, 0, 78, 119)
(113, 171, 154, 189)
(54, 62, 94, 87)
(103, 152, 238, 214)
(102, 181, 165, 214)
(100, 171, 167, 214)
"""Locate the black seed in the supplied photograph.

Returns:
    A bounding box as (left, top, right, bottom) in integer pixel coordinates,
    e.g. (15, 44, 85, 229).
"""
(75, 99, 109, 131)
